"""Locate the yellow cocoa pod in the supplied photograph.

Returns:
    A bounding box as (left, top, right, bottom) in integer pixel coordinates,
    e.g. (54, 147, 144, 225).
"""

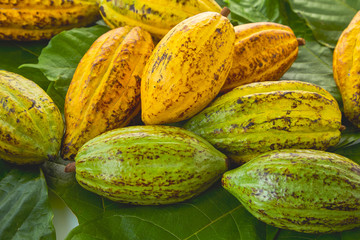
(221, 22, 304, 92)
(141, 11, 235, 125)
(333, 11, 360, 127)
(98, 0, 222, 39)
(61, 26, 154, 160)
(0, 0, 100, 41)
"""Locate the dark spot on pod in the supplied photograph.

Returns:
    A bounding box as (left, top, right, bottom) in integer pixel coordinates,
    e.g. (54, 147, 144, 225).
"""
(129, 4, 136, 12)
(28, 99, 36, 110)
(312, 173, 320, 179)
(351, 166, 360, 175)
(251, 188, 263, 196)
(250, 36, 259, 42)
(5, 134, 12, 142)
(257, 209, 268, 217)
(213, 128, 223, 134)
(237, 98, 244, 104)
(243, 121, 255, 129)
(134, 75, 141, 83)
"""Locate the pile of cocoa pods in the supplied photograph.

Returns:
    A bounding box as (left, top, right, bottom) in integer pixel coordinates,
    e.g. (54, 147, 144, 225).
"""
(1, 0, 360, 235)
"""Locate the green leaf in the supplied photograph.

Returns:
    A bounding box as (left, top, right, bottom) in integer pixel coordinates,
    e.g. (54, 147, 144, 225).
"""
(46, 82, 65, 115)
(21, 25, 110, 98)
(288, 0, 360, 48)
(227, 0, 289, 25)
(0, 41, 50, 91)
(215, 0, 227, 8)
(0, 160, 55, 240)
(64, 186, 268, 240)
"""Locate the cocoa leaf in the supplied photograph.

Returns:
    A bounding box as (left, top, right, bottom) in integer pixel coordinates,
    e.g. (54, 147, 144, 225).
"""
(288, 0, 360, 48)
(0, 160, 55, 240)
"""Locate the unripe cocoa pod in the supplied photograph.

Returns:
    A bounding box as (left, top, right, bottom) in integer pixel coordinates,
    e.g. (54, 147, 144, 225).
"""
(221, 22, 304, 92)
(0, 71, 64, 164)
(61, 26, 154, 160)
(141, 11, 235, 125)
(184, 80, 342, 165)
(72, 125, 228, 205)
(222, 149, 360, 233)
(0, 0, 100, 41)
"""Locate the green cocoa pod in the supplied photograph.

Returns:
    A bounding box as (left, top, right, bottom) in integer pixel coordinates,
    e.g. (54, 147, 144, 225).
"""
(73, 125, 228, 205)
(222, 149, 360, 233)
(184, 80, 342, 166)
(0, 71, 64, 164)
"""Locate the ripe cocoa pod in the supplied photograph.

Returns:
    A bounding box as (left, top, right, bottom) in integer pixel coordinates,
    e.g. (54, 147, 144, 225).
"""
(222, 149, 360, 233)
(98, 0, 222, 39)
(184, 80, 342, 165)
(0, 71, 64, 164)
(141, 11, 235, 125)
(72, 125, 228, 205)
(61, 26, 154, 160)
(221, 22, 304, 92)
(333, 11, 360, 127)
(0, 0, 100, 41)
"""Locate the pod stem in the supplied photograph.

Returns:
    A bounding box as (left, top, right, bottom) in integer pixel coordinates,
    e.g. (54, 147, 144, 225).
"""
(65, 162, 76, 173)
(297, 38, 306, 46)
(220, 7, 231, 17)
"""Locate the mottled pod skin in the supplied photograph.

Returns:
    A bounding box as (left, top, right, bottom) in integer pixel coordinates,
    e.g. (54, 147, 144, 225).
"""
(98, 0, 222, 39)
(0, 71, 64, 165)
(184, 80, 342, 166)
(75, 125, 228, 205)
(221, 22, 301, 92)
(61, 26, 154, 160)
(141, 11, 235, 125)
(222, 149, 360, 233)
(0, 0, 100, 41)
(333, 11, 360, 127)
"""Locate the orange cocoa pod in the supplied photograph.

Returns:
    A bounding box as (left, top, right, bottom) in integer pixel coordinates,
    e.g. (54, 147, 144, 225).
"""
(221, 22, 304, 93)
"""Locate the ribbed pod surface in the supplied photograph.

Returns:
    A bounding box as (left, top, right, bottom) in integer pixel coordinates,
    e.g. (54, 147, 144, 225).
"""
(75, 125, 228, 205)
(141, 11, 235, 125)
(222, 149, 360, 233)
(333, 11, 360, 127)
(221, 22, 301, 92)
(61, 26, 154, 160)
(98, 0, 222, 38)
(0, 0, 99, 40)
(184, 80, 342, 165)
(0, 71, 64, 164)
